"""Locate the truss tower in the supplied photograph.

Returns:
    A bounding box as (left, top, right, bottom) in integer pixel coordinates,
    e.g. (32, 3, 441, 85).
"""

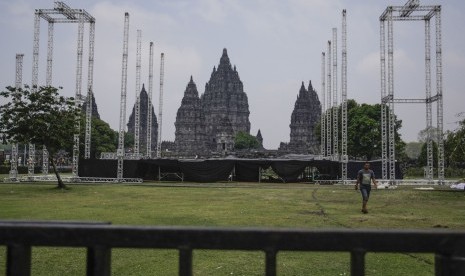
(31, 2, 95, 176)
(380, 0, 444, 182)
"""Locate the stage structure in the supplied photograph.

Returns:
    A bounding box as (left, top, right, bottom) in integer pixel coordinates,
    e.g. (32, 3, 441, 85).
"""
(8, 54, 24, 181)
(341, 9, 348, 183)
(134, 30, 142, 156)
(332, 28, 339, 161)
(320, 52, 326, 156)
(325, 40, 332, 158)
(380, 0, 444, 183)
(320, 10, 348, 183)
(156, 53, 165, 158)
(31, 2, 95, 177)
(147, 42, 154, 158)
(117, 12, 130, 180)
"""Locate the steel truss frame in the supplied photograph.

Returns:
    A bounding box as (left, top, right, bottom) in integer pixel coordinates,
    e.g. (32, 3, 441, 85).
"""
(380, 0, 443, 183)
(147, 42, 154, 158)
(31, 1, 95, 177)
(134, 30, 142, 156)
(7, 54, 24, 181)
(320, 10, 348, 183)
(320, 52, 326, 156)
(156, 53, 165, 158)
(325, 41, 332, 158)
(341, 9, 348, 183)
(117, 12, 130, 179)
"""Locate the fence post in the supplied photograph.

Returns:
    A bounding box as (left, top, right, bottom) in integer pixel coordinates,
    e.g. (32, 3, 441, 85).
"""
(351, 249, 366, 276)
(179, 247, 192, 276)
(7, 244, 31, 276)
(435, 253, 465, 276)
(87, 246, 111, 276)
(265, 249, 277, 276)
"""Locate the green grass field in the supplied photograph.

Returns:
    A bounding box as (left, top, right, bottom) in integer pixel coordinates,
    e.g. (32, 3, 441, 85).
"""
(1, 182, 464, 275)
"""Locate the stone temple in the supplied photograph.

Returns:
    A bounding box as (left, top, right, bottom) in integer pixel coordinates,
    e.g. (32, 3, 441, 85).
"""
(174, 76, 207, 156)
(202, 48, 251, 150)
(279, 81, 321, 154)
(174, 48, 251, 157)
(127, 84, 158, 156)
(82, 93, 100, 119)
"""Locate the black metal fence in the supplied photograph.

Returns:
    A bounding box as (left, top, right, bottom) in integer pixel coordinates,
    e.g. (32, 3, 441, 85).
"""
(1, 221, 465, 276)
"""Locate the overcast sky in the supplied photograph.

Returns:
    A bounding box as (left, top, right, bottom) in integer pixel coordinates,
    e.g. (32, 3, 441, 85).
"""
(1, 0, 464, 149)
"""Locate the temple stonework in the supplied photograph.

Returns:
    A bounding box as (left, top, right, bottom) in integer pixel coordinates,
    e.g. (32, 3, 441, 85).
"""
(201, 48, 251, 151)
(82, 93, 100, 119)
(174, 76, 207, 156)
(174, 49, 251, 157)
(127, 84, 158, 156)
(256, 129, 264, 149)
(280, 81, 321, 154)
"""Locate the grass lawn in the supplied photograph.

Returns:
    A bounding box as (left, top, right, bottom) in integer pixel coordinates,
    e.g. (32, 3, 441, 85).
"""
(0, 181, 464, 275)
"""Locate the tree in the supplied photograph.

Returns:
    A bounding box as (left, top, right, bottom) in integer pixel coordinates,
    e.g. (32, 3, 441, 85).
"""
(418, 141, 438, 167)
(345, 100, 405, 161)
(405, 141, 423, 159)
(0, 85, 79, 189)
(444, 118, 465, 167)
(417, 127, 440, 143)
(77, 117, 118, 158)
(234, 131, 260, 150)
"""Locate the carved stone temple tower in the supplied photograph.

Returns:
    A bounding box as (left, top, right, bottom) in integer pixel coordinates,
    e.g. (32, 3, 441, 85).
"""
(201, 48, 251, 151)
(127, 84, 158, 156)
(174, 76, 207, 156)
(284, 81, 321, 154)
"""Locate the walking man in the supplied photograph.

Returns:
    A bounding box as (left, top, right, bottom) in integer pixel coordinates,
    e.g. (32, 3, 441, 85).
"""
(355, 162, 378, 214)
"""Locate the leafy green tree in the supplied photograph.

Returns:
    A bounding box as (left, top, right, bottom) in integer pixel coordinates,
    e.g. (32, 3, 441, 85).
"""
(78, 117, 118, 158)
(444, 118, 465, 167)
(234, 131, 260, 150)
(417, 127, 440, 143)
(320, 99, 406, 161)
(418, 141, 438, 167)
(405, 141, 423, 160)
(0, 85, 79, 189)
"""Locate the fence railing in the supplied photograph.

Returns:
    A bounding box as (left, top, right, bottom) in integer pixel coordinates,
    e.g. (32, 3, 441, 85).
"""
(1, 221, 465, 276)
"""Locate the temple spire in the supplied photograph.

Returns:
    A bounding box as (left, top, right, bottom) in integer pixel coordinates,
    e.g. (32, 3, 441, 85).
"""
(219, 48, 231, 69)
(299, 81, 307, 97)
(308, 80, 313, 91)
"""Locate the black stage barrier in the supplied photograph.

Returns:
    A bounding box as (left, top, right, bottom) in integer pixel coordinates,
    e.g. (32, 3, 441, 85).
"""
(347, 160, 403, 180)
(235, 160, 272, 182)
(270, 160, 309, 182)
(79, 158, 402, 182)
(179, 160, 235, 182)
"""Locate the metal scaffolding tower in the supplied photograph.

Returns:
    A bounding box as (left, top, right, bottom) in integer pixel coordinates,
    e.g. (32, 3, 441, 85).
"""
(380, 0, 444, 182)
(84, 21, 95, 159)
(326, 41, 332, 157)
(156, 53, 165, 158)
(134, 30, 142, 156)
(341, 9, 348, 183)
(332, 28, 339, 160)
(146, 42, 154, 158)
(9, 54, 24, 180)
(117, 12, 130, 179)
(320, 52, 326, 156)
(31, 2, 95, 176)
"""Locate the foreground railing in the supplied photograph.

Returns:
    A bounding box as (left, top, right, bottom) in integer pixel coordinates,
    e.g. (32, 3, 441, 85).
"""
(1, 221, 464, 276)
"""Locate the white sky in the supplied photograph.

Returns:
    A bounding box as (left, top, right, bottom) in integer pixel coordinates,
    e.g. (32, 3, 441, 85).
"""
(1, 0, 464, 149)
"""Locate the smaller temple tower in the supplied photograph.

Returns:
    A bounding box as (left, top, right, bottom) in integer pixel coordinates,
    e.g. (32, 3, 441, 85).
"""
(174, 76, 207, 157)
(256, 129, 264, 149)
(127, 84, 158, 155)
(81, 93, 100, 119)
(281, 81, 321, 154)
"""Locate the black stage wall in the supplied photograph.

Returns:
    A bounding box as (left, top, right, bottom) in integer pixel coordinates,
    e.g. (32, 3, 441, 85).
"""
(79, 158, 401, 183)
